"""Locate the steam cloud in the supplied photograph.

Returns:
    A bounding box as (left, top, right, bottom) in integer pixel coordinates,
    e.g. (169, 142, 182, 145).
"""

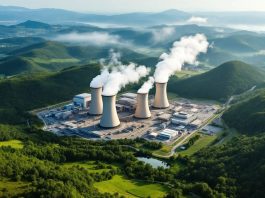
(187, 16, 208, 24)
(90, 49, 121, 88)
(154, 34, 209, 83)
(138, 77, 155, 94)
(103, 64, 150, 96)
(152, 27, 176, 43)
(54, 32, 121, 46)
(91, 50, 150, 95)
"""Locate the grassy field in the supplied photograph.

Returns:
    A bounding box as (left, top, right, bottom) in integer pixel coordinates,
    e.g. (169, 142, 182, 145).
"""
(177, 134, 217, 156)
(0, 178, 30, 197)
(62, 161, 117, 173)
(0, 140, 24, 149)
(94, 175, 169, 198)
(175, 70, 204, 79)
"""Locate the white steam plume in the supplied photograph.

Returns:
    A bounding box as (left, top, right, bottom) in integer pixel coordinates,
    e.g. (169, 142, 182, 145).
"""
(154, 34, 209, 83)
(138, 77, 155, 94)
(103, 63, 150, 96)
(90, 49, 120, 88)
(187, 16, 208, 24)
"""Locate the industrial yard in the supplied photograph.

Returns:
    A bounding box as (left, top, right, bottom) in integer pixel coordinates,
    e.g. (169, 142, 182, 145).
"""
(37, 89, 221, 147)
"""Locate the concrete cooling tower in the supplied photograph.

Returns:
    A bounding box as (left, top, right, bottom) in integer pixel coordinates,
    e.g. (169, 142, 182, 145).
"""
(100, 95, 120, 128)
(135, 93, 151, 119)
(153, 82, 169, 109)
(89, 87, 103, 115)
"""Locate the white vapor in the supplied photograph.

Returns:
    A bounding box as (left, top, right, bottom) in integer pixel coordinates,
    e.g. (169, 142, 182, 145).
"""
(152, 27, 176, 43)
(54, 32, 121, 46)
(90, 49, 120, 88)
(154, 34, 209, 83)
(103, 63, 150, 96)
(187, 16, 208, 24)
(138, 77, 155, 94)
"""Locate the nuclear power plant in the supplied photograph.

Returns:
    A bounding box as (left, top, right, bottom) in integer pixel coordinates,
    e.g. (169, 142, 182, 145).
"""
(89, 87, 103, 115)
(100, 95, 120, 128)
(153, 82, 169, 109)
(135, 93, 151, 119)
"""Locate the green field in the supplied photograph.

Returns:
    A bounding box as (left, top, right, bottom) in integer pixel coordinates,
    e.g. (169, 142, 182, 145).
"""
(177, 134, 217, 156)
(63, 161, 117, 173)
(0, 178, 30, 197)
(0, 140, 24, 149)
(94, 175, 169, 198)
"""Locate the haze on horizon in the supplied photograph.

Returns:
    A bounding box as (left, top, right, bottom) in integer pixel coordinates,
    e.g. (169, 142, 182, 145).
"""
(0, 0, 265, 13)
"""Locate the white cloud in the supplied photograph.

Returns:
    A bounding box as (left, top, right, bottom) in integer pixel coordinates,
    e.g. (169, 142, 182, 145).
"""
(187, 16, 208, 24)
(152, 27, 176, 43)
(54, 32, 122, 46)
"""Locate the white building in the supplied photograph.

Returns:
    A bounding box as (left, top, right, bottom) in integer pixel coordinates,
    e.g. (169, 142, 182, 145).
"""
(73, 93, 91, 109)
(157, 128, 178, 140)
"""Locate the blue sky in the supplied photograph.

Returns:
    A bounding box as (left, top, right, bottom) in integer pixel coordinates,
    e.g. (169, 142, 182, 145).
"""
(0, 0, 264, 13)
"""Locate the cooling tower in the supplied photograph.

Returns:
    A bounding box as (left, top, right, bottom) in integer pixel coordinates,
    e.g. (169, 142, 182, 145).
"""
(153, 82, 169, 109)
(100, 95, 120, 128)
(89, 87, 103, 115)
(135, 93, 151, 119)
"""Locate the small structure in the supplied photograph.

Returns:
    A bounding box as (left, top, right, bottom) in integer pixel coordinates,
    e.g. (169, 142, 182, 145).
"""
(157, 113, 172, 121)
(73, 93, 91, 109)
(157, 128, 178, 140)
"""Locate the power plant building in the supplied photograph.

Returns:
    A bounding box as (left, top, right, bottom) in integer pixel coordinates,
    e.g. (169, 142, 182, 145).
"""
(73, 93, 91, 109)
(157, 128, 178, 140)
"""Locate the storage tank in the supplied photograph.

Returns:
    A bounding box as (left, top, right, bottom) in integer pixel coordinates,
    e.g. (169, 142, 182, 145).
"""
(135, 93, 151, 119)
(100, 95, 120, 128)
(89, 87, 103, 115)
(153, 82, 169, 108)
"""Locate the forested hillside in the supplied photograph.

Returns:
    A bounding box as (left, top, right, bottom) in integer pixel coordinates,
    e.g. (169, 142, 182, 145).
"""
(168, 61, 265, 101)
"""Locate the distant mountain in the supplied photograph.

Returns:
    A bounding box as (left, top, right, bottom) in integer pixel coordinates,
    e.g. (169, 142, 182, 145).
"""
(0, 37, 45, 54)
(0, 6, 191, 25)
(168, 61, 265, 101)
(12, 20, 51, 29)
(223, 88, 265, 134)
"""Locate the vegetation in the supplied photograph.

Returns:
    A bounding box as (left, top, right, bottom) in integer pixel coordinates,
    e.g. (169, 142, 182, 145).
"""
(0, 140, 24, 149)
(223, 88, 265, 134)
(168, 61, 265, 101)
(94, 175, 168, 198)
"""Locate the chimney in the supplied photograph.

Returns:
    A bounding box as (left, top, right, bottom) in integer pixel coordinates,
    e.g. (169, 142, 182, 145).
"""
(89, 87, 103, 115)
(135, 93, 151, 119)
(153, 82, 169, 109)
(100, 95, 120, 128)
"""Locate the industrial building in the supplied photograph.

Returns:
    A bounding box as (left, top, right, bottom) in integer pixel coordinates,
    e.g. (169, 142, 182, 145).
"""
(73, 93, 91, 109)
(171, 112, 197, 126)
(157, 128, 178, 140)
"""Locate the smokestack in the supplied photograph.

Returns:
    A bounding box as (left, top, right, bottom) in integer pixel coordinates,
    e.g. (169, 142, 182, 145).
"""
(153, 82, 169, 109)
(100, 95, 120, 128)
(135, 93, 151, 119)
(89, 87, 103, 115)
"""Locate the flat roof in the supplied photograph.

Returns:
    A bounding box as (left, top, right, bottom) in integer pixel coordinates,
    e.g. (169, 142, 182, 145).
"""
(74, 93, 91, 99)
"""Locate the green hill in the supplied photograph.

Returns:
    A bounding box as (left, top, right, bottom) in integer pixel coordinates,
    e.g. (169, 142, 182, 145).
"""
(168, 61, 265, 101)
(0, 64, 100, 124)
(223, 88, 265, 134)
(0, 41, 155, 76)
